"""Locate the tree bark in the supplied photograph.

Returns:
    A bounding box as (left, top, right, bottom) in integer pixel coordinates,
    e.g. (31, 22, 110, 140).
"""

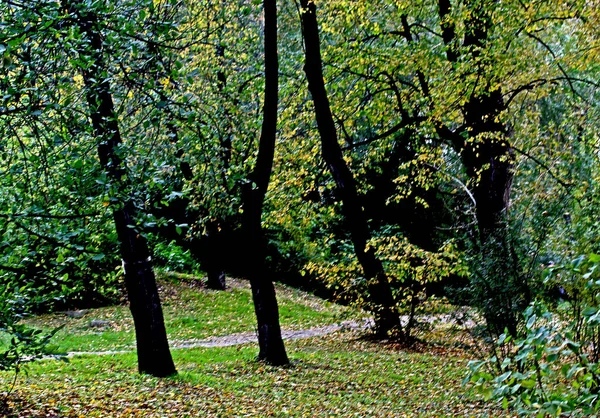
(434, 1, 526, 335)
(300, 0, 402, 338)
(436, 1, 514, 244)
(239, 0, 288, 365)
(461, 90, 514, 244)
(64, 0, 176, 377)
(201, 222, 227, 290)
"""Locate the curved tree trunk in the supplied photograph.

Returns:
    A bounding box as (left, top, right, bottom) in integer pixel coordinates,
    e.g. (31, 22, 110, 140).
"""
(240, 0, 289, 365)
(300, 0, 402, 338)
(63, 0, 176, 377)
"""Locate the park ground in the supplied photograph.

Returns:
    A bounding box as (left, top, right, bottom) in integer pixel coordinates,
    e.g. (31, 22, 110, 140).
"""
(0, 275, 507, 417)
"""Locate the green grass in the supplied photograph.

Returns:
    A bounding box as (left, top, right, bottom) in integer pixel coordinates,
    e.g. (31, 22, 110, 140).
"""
(18, 277, 350, 353)
(0, 333, 501, 417)
(0, 275, 503, 416)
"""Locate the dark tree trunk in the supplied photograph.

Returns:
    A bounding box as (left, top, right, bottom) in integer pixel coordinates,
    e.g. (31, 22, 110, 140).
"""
(435, 1, 526, 335)
(461, 90, 514, 244)
(202, 222, 227, 290)
(436, 1, 514, 244)
(206, 269, 227, 290)
(195, 42, 230, 291)
(300, 0, 402, 338)
(64, 0, 176, 377)
(114, 203, 177, 376)
(239, 0, 288, 365)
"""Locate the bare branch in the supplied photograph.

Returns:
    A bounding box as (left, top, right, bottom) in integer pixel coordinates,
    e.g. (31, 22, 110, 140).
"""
(512, 145, 572, 190)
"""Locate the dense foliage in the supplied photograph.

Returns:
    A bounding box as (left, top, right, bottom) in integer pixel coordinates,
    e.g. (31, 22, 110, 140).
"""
(467, 254, 600, 416)
(0, 0, 599, 412)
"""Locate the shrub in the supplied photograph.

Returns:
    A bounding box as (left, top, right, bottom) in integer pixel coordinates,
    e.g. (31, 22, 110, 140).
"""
(466, 254, 600, 417)
(0, 284, 61, 407)
(152, 239, 200, 274)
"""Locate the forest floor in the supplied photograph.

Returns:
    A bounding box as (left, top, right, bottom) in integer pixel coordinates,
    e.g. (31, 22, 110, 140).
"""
(0, 275, 507, 417)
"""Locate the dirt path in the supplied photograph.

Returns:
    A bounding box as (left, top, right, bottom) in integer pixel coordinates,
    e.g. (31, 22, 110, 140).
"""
(59, 320, 371, 358)
(55, 312, 474, 358)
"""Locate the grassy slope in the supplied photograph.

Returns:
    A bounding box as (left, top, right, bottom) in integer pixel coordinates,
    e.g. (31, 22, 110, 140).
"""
(22, 276, 351, 353)
(0, 276, 504, 417)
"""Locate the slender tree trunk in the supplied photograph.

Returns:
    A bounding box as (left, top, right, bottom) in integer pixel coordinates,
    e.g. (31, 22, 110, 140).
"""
(64, 0, 176, 377)
(202, 222, 227, 290)
(240, 0, 288, 365)
(197, 42, 230, 291)
(300, 0, 402, 338)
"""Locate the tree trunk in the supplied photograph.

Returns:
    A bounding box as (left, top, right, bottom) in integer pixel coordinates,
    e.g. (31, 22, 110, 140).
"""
(206, 268, 227, 290)
(461, 90, 514, 243)
(300, 0, 402, 338)
(461, 90, 525, 336)
(240, 0, 288, 365)
(64, 0, 176, 377)
(434, 1, 526, 335)
(202, 222, 227, 290)
(436, 1, 514, 244)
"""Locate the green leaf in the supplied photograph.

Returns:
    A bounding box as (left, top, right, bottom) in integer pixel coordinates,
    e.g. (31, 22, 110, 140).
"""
(521, 379, 536, 389)
(589, 254, 600, 263)
(496, 371, 511, 383)
(526, 314, 537, 329)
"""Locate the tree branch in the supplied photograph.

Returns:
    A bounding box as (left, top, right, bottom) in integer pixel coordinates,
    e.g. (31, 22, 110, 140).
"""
(341, 117, 423, 150)
(526, 32, 583, 100)
(512, 145, 573, 190)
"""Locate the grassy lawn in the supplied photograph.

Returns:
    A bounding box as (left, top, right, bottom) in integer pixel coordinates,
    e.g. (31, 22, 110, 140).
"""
(19, 276, 351, 353)
(0, 275, 504, 416)
(0, 333, 502, 417)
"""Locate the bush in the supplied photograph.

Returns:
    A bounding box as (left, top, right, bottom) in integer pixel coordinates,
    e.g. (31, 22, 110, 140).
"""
(466, 254, 600, 417)
(0, 215, 123, 312)
(152, 239, 200, 274)
(304, 227, 467, 340)
(0, 284, 61, 407)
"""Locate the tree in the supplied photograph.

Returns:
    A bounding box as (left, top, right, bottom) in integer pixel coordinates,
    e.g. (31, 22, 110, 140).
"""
(0, 0, 124, 312)
(431, 0, 524, 336)
(239, 0, 289, 365)
(299, 0, 403, 338)
(61, 0, 176, 377)
(302, 0, 593, 337)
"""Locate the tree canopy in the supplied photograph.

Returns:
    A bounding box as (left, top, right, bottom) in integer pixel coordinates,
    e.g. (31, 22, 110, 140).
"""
(0, 0, 599, 410)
